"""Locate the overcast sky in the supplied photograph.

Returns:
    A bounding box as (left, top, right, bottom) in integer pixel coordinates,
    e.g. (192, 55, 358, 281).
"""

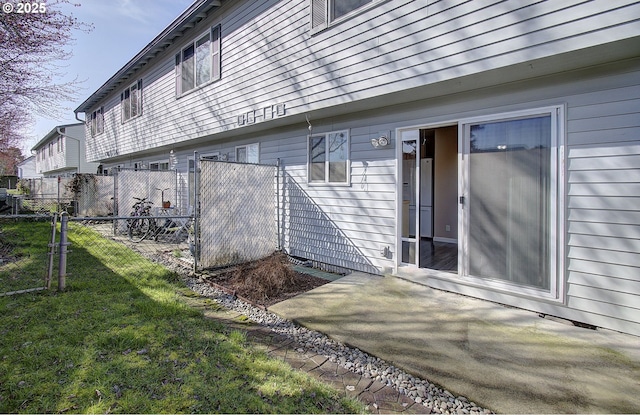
(23, 0, 194, 153)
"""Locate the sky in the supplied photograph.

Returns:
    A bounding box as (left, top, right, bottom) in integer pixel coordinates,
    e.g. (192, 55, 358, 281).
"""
(22, 0, 194, 154)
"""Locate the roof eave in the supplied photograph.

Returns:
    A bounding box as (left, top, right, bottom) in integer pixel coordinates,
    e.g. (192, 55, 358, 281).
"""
(31, 122, 84, 151)
(74, 0, 221, 114)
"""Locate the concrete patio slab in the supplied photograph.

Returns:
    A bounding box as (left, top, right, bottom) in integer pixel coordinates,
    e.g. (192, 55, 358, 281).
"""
(269, 273, 640, 414)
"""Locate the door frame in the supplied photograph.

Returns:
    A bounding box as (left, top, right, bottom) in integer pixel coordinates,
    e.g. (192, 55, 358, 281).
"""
(458, 105, 565, 301)
(395, 121, 459, 271)
(395, 105, 565, 302)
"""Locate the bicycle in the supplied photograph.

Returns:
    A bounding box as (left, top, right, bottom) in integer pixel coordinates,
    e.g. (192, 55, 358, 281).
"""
(127, 197, 153, 242)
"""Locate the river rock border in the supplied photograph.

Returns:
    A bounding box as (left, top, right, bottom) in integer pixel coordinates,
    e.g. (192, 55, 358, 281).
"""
(181, 270, 493, 414)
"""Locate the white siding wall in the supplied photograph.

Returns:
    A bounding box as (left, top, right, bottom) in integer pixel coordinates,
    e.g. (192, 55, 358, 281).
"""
(85, 0, 640, 335)
(565, 71, 640, 335)
(273, 126, 397, 274)
(421, 60, 640, 336)
(84, 0, 640, 160)
(98, 58, 640, 334)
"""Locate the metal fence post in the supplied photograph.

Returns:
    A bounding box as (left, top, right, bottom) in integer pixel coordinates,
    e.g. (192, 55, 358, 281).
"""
(276, 158, 281, 251)
(113, 169, 118, 235)
(46, 213, 58, 289)
(57, 176, 61, 213)
(193, 151, 199, 272)
(58, 212, 68, 291)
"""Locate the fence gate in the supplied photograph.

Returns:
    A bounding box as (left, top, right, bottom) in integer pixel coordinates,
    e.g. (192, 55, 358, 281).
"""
(197, 160, 278, 269)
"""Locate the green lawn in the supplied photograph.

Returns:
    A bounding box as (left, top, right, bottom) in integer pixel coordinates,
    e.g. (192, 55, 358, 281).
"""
(0, 220, 365, 413)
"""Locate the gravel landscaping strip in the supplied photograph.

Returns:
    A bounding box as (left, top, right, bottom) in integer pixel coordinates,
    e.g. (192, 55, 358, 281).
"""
(181, 271, 494, 414)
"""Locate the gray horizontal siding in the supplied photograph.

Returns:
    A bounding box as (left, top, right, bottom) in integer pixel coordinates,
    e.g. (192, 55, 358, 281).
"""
(249, 124, 398, 274)
(568, 271, 640, 296)
(565, 62, 640, 333)
(85, 0, 640, 159)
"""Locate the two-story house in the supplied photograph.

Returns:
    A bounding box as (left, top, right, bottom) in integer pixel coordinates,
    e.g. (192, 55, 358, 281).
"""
(32, 123, 99, 178)
(74, 0, 640, 336)
(16, 156, 40, 179)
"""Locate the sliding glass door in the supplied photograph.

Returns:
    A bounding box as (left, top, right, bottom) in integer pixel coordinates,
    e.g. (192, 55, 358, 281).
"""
(461, 107, 561, 296)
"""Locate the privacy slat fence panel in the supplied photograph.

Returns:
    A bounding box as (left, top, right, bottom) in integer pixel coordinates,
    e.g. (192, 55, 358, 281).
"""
(116, 169, 178, 234)
(198, 160, 278, 269)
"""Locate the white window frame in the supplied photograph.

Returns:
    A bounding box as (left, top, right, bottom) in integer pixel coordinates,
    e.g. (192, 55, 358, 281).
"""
(90, 107, 104, 137)
(235, 143, 259, 164)
(311, 0, 382, 32)
(307, 129, 351, 185)
(458, 105, 565, 301)
(149, 160, 170, 171)
(175, 25, 221, 97)
(188, 152, 221, 209)
(121, 80, 143, 122)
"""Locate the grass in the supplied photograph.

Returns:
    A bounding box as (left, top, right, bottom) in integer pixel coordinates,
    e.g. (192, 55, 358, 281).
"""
(0, 218, 52, 294)
(0, 220, 365, 414)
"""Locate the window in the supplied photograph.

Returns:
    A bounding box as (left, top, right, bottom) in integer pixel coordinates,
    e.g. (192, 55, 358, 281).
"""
(308, 130, 350, 184)
(311, 0, 375, 31)
(90, 107, 104, 137)
(175, 25, 221, 96)
(150, 161, 170, 171)
(121, 80, 142, 122)
(188, 152, 221, 208)
(236, 143, 259, 164)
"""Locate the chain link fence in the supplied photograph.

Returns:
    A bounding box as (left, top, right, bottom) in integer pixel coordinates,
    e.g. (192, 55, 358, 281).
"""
(0, 216, 55, 296)
(65, 216, 193, 282)
(196, 159, 279, 270)
(10, 178, 74, 215)
(73, 174, 115, 216)
(2, 155, 362, 298)
(115, 169, 178, 234)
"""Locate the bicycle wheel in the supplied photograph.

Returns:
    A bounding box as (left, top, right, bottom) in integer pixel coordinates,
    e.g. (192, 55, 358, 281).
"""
(128, 217, 151, 242)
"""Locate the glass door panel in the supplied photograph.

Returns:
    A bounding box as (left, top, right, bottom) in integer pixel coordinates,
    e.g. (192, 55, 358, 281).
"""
(401, 131, 418, 264)
(467, 115, 552, 290)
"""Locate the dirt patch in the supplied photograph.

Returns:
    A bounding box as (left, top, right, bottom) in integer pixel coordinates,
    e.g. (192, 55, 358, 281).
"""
(203, 252, 330, 308)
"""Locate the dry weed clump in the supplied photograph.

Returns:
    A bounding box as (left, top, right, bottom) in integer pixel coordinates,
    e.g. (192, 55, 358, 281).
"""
(229, 252, 297, 301)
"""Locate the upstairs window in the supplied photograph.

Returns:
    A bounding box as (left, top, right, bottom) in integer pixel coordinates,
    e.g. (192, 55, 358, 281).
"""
(150, 161, 170, 171)
(311, 0, 375, 31)
(175, 25, 221, 96)
(308, 130, 350, 184)
(121, 80, 142, 122)
(236, 143, 259, 164)
(90, 107, 104, 137)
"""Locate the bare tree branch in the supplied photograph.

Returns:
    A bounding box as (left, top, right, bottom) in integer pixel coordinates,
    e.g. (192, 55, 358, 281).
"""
(0, 0, 92, 148)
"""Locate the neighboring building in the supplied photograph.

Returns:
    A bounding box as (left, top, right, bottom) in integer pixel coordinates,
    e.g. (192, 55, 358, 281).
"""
(16, 156, 40, 179)
(74, 1, 640, 335)
(32, 123, 100, 178)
